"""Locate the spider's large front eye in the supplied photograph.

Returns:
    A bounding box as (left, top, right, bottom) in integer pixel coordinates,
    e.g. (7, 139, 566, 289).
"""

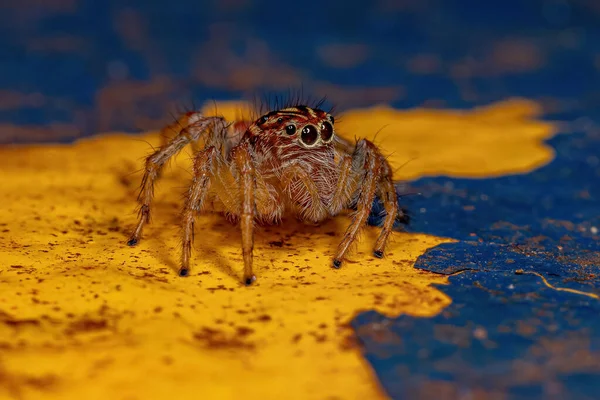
(300, 125, 318, 145)
(285, 124, 296, 135)
(321, 121, 333, 142)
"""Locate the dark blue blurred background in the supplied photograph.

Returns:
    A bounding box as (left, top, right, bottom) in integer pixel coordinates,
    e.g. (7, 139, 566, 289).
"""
(1, 0, 599, 143)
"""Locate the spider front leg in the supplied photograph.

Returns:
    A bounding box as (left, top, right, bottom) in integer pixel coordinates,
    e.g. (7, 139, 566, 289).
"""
(179, 146, 218, 277)
(373, 162, 399, 257)
(333, 139, 396, 268)
(178, 142, 260, 285)
(231, 143, 257, 285)
(329, 155, 358, 215)
(127, 115, 225, 246)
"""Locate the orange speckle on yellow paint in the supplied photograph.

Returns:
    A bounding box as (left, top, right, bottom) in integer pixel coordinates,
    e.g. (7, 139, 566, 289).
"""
(0, 99, 555, 399)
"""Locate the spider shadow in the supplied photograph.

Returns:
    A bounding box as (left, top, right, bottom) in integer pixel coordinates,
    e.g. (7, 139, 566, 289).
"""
(254, 213, 385, 265)
(115, 159, 406, 281)
(112, 158, 241, 279)
(148, 213, 353, 282)
(149, 213, 242, 282)
(120, 207, 405, 284)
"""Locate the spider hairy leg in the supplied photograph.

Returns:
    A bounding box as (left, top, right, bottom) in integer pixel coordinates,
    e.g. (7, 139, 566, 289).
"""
(373, 164, 399, 257)
(333, 140, 383, 268)
(231, 143, 257, 285)
(127, 115, 225, 247)
(179, 146, 218, 277)
(329, 155, 358, 215)
(159, 112, 193, 147)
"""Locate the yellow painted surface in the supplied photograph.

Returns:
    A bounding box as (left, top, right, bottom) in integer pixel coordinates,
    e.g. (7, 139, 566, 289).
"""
(336, 98, 556, 180)
(0, 99, 554, 400)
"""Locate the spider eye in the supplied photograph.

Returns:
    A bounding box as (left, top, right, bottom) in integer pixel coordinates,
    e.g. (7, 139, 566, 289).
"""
(258, 115, 269, 124)
(285, 124, 296, 135)
(321, 121, 334, 142)
(277, 117, 283, 124)
(328, 115, 335, 124)
(300, 125, 318, 145)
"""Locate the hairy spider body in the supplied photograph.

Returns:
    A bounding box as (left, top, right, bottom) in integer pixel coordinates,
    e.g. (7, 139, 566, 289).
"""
(127, 104, 404, 285)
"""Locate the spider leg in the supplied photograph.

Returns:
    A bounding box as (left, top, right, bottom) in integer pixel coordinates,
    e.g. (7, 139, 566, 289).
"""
(329, 155, 359, 215)
(202, 158, 282, 225)
(179, 146, 274, 283)
(127, 115, 225, 246)
(160, 112, 191, 147)
(159, 112, 210, 160)
(231, 143, 257, 285)
(373, 162, 399, 257)
(179, 146, 218, 277)
(253, 174, 283, 224)
(333, 140, 382, 268)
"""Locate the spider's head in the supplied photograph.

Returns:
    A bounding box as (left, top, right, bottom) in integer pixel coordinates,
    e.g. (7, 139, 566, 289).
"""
(249, 105, 335, 149)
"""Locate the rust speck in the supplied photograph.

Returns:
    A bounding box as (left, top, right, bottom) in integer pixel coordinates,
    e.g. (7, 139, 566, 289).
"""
(256, 314, 272, 322)
(65, 318, 109, 335)
(236, 326, 254, 337)
(193, 327, 255, 350)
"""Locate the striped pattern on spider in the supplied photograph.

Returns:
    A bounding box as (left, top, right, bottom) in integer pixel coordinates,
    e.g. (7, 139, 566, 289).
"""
(126, 101, 408, 285)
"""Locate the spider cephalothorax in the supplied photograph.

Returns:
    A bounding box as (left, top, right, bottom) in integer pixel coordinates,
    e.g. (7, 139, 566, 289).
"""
(127, 104, 405, 285)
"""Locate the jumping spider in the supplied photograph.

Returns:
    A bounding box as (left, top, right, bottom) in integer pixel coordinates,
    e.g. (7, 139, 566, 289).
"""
(127, 103, 407, 285)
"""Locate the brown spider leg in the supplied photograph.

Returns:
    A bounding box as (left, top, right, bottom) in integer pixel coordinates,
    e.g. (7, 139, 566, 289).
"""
(373, 162, 399, 258)
(329, 155, 359, 215)
(333, 141, 382, 268)
(160, 113, 209, 156)
(206, 159, 240, 214)
(127, 116, 225, 246)
(179, 146, 218, 277)
(159, 114, 189, 147)
(253, 175, 283, 224)
(231, 143, 257, 285)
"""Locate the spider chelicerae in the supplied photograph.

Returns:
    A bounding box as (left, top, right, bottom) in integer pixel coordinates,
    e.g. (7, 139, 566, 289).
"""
(127, 100, 408, 285)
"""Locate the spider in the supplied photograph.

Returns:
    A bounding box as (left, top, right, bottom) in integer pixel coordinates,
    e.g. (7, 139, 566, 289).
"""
(126, 102, 408, 285)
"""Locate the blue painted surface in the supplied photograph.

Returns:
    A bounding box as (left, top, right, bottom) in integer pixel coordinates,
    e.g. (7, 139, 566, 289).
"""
(363, 116, 600, 399)
(3, 0, 600, 398)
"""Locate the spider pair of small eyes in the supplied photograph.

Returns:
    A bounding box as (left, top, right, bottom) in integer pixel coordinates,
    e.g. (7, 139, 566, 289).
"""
(259, 115, 334, 124)
(259, 116, 286, 124)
